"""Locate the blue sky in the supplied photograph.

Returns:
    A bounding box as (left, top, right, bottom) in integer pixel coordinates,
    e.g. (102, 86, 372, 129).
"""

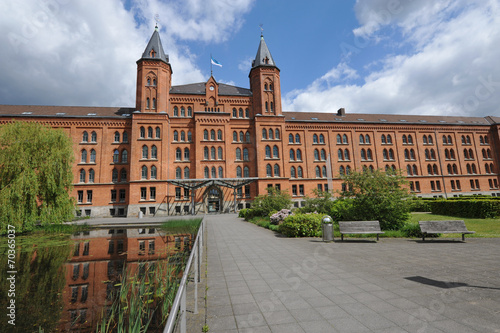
(1, 0, 499, 117)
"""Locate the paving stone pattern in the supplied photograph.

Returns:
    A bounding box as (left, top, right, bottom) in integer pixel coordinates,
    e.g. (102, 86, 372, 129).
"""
(204, 214, 500, 333)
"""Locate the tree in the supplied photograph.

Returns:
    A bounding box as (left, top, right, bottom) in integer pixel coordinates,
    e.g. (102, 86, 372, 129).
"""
(338, 169, 413, 230)
(0, 122, 75, 233)
(250, 187, 292, 217)
(301, 189, 336, 214)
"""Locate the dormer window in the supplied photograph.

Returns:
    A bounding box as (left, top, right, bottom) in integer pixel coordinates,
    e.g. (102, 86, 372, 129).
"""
(263, 56, 269, 64)
(150, 49, 156, 58)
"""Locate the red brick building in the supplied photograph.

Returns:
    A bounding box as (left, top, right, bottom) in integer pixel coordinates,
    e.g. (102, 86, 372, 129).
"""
(1, 27, 499, 217)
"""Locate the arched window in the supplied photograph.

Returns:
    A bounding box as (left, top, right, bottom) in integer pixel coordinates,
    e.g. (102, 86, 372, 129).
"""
(427, 165, 433, 175)
(423, 136, 428, 144)
(295, 134, 300, 143)
(217, 130, 222, 140)
(466, 136, 471, 144)
(342, 134, 348, 144)
(361, 149, 367, 160)
(218, 147, 223, 160)
(273, 145, 279, 158)
(88, 169, 94, 183)
(313, 134, 318, 144)
(234, 165, 241, 178)
(173, 131, 178, 141)
(204, 130, 208, 140)
(270, 102, 274, 112)
(151, 145, 157, 159)
(245, 108, 249, 118)
(339, 166, 345, 175)
(344, 149, 350, 160)
(188, 107, 192, 117)
(232, 108, 237, 118)
(320, 134, 325, 144)
(233, 131, 238, 142)
(239, 108, 244, 118)
(81, 149, 87, 163)
(187, 131, 192, 142)
(266, 164, 272, 177)
(487, 149, 492, 159)
(204, 167, 209, 178)
(180, 107, 185, 117)
(320, 149, 326, 161)
(367, 149, 372, 160)
(87, 149, 95, 163)
(113, 149, 119, 163)
(359, 135, 364, 144)
(413, 165, 418, 175)
(211, 147, 216, 160)
(466, 164, 472, 174)
(122, 131, 128, 143)
(442, 135, 447, 144)
(275, 129, 280, 140)
(151, 98, 156, 109)
(404, 149, 409, 160)
(140, 127, 145, 138)
(211, 167, 216, 178)
(184, 148, 190, 161)
(236, 148, 242, 160)
(407, 165, 413, 176)
(155, 127, 160, 138)
(246, 131, 251, 143)
(91, 131, 97, 142)
(296, 149, 302, 161)
(472, 164, 477, 174)
(269, 129, 274, 140)
(210, 130, 215, 141)
(180, 131, 185, 141)
(175, 148, 182, 161)
(112, 169, 118, 182)
(389, 149, 394, 160)
(338, 149, 343, 161)
(114, 131, 120, 142)
(447, 135, 452, 144)
(240, 131, 244, 142)
(121, 150, 127, 163)
(433, 164, 438, 175)
(265, 102, 269, 112)
(469, 149, 474, 159)
(381, 135, 387, 144)
(485, 163, 490, 174)
(147, 127, 153, 138)
(175, 167, 182, 179)
(243, 148, 249, 161)
(383, 149, 388, 160)
(337, 134, 341, 144)
(265, 145, 271, 158)
(401, 135, 406, 144)
(425, 149, 430, 160)
(314, 149, 319, 160)
(141, 166, 147, 179)
(428, 135, 433, 144)
(315, 166, 321, 178)
(322, 166, 327, 178)
(387, 135, 392, 144)
(204, 147, 209, 160)
(447, 164, 452, 175)
(291, 166, 296, 178)
(297, 166, 303, 178)
(445, 149, 450, 160)
(290, 149, 295, 161)
(82, 131, 88, 142)
(173, 106, 179, 117)
(184, 167, 190, 179)
(120, 168, 127, 182)
(262, 129, 267, 139)
(151, 165, 157, 179)
(274, 164, 280, 177)
(244, 166, 250, 178)
(218, 167, 223, 178)
(410, 149, 416, 160)
(453, 164, 458, 174)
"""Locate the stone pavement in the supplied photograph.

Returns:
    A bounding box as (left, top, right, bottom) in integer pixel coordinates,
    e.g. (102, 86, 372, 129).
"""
(203, 214, 500, 333)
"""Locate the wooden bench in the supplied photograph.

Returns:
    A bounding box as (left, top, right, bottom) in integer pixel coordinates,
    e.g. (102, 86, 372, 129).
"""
(338, 221, 384, 241)
(418, 220, 475, 241)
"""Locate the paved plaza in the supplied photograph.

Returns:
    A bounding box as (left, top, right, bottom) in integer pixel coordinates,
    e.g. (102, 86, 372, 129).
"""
(203, 214, 500, 333)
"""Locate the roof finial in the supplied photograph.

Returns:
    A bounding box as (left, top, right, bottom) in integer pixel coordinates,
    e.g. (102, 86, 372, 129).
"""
(154, 14, 160, 31)
(259, 23, 264, 37)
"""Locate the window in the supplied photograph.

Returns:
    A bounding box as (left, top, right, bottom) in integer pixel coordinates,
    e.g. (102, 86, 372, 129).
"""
(181, 107, 185, 117)
(114, 131, 120, 142)
(184, 148, 190, 161)
(175, 167, 182, 179)
(296, 149, 302, 160)
(233, 131, 238, 142)
(217, 130, 222, 140)
(274, 164, 280, 177)
(361, 149, 366, 160)
(176, 148, 182, 161)
(87, 191, 92, 203)
(184, 167, 190, 179)
(217, 147, 223, 160)
(265, 145, 271, 158)
(246, 131, 250, 143)
(360, 134, 365, 144)
(344, 149, 350, 160)
(269, 129, 274, 140)
(204, 130, 208, 140)
(173, 106, 178, 117)
(180, 130, 185, 141)
(314, 149, 319, 160)
(204, 147, 209, 160)
(88, 169, 94, 183)
(79, 169, 86, 183)
(151, 145, 157, 159)
(275, 129, 280, 140)
(239, 108, 244, 118)
(262, 129, 267, 139)
(313, 134, 318, 144)
(187, 131, 192, 142)
(142, 145, 148, 159)
(295, 134, 300, 143)
(204, 167, 209, 178)
(188, 107, 192, 117)
(175, 187, 181, 200)
(119, 189, 126, 202)
(81, 149, 87, 163)
(232, 108, 237, 117)
(297, 166, 303, 178)
(113, 149, 119, 163)
(141, 187, 147, 200)
(342, 134, 348, 144)
(141, 166, 147, 179)
(121, 150, 127, 163)
(236, 166, 242, 178)
(82, 131, 88, 142)
(173, 130, 178, 141)
(266, 164, 272, 177)
(245, 108, 249, 118)
(91, 131, 97, 142)
(319, 134, 325, 144)
(120, 168, 127, 181)
(147, 127, 153, 138)
(291, 166, 296, 178)
(240, 131, 244, 142)
(315, 166, 321, 177)
(365, 135, 370, 144)
(273, 145, 279, 158)
(289, 134, 294, 144)
(211, 167, 216, 178)
(299, 185, 304, 195)
(367, 149, 372, 160)
(243, 148, 249, 161)
(290, 149, 295, 161)
(210, 130, 215, 141)
(140, 127, 145, 138)
(236, 148, 242, 160)
(320, 149, 326, 161)
(211, 147, 216, 160)
(244, 166, 250, 178)
(151, 165, 157, 179)
(77, 190, 83, 203)
(123, 131, 128, 142)
(401, 135, 406, 144)
(218, 166, 223, 178)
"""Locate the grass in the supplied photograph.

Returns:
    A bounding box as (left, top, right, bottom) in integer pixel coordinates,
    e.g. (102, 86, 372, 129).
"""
(409, 213, 500, 238)
(160, 218, 202, 234)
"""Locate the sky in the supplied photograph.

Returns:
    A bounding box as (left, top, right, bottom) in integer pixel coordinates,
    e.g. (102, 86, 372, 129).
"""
(0, 0, 499, 117)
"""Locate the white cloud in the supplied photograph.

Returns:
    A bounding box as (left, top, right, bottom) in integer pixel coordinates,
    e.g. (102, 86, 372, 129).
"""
(284, 1, 500, 117)
(0, 0, 254, 107)
(238, 56, 254, 72)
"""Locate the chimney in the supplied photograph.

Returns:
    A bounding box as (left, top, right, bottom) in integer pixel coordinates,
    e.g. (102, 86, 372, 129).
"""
(337, 108, 345, 116)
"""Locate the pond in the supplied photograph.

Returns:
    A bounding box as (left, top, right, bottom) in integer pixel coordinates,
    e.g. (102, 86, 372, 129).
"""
(0, 222, 200, 332)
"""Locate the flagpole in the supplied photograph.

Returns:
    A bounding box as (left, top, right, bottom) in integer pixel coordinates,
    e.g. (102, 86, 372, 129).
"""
(210, 53, 213, 76)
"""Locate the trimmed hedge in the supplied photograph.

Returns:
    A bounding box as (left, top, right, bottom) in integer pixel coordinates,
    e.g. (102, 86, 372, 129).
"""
(430, 200, 500, 218)
(278, 213, 323, 237)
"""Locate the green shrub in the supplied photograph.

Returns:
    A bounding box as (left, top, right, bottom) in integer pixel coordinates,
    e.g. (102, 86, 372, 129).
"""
(430, 200, 500, 218)
(278, 213, 323, 237)
(238, 208, 248, 218)
(407, 198, 432, 212)
(300, 190, 336, 214)
(250, 187, 292, 218)
(401, 222, 440, 238)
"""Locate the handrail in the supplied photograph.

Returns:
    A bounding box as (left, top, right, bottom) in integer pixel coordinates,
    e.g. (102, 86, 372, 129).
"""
(163, 216, 205, 333)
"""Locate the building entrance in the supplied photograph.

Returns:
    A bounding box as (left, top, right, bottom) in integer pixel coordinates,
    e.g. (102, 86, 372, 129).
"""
(207, 187, 221, 213)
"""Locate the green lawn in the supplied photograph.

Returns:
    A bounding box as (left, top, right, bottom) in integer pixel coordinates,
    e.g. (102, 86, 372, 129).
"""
(410, 213, 500, 238)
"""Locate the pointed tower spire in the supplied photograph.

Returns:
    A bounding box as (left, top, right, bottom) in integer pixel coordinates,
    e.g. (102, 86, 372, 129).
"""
(252, 35, 277, 68)
(140, 25, 169, 63)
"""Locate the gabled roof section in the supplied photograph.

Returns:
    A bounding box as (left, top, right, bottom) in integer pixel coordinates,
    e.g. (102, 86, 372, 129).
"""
(140, 26, 169, 63)
(252, 35, 277, 68)
(0, 105, 135, 118)
(170, 82, 252, 96)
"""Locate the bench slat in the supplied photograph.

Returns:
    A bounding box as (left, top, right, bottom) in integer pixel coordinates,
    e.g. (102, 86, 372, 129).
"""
(338, 221, 384, 241)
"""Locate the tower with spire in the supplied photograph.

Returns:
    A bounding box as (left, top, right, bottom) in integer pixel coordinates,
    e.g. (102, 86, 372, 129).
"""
(135, 25, 172, 113)
(249, 34, 282, 116)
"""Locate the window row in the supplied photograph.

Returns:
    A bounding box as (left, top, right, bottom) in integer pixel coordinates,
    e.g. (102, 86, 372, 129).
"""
(444, 149, 456, 160)
(409, 181, 421, 192)
(360, 148, 373, 161)
(466, 163, 478, 175)
(425, 149, 436, 160)
(173, 106, 193, 117)
(265, 164, 281, 177)
(427, 164, 439, 175)
(140, 186, 156, 201)
(290, 166, 304, 178)
(315, 166, 328, 178)
(176, 148, 191, 161)
(141, 145, 158, 159)
(173, 130, 192, 142)
(262, 128, 280, 140)
(79, 169, 96, 183)
(175, 167, 191, 179)
(485, 163, 495, 174)
(112, 149, 128, 163)
(204, 129, 223, 141)
(77, 190, 93, 204)
(430, 180, 442, 191)
(406, 164, 419, 176)
(145, 97, 156, 109)
(265, 145, 280, 159)
(402, 134, 414, 144)
(314, 149, 328, 161)
(470, 179, 480, 190)
(336, 134, 349, 144)
(383, 148, 395, 161)
(110, 189, 127, 203)
(489, 179, 499, 189)
(81, 149, 97, 163)
(233, 131, 251, 143)
(141, 165, 158, 180)
(446, 164, 459, 175)
(380, 134, 392, 144)
(479, 135, 489, 145)
(111, 168, 128, 182)
(146, 77, 156, 86)
(313, 134, 326, 144)
(236, 166, 251, 178)
(113, 131, 128, 143)
(463, 148, 475, 160)
(139, 126, 161, 139)
(235, 148, 250, 161)
(203, 166, 224, 179)
(442, 135, 453, 145)
(422, 135, 434, 145)
(82, 131, 97, 143)
(461, 135, 472, 145)
(338, 149, 350, 161)
(265, 101, 275, 112)
(203, 146, 223, 160)
(289, 149, 303, 161)
(291, 184, 305, 196)
(288, 133, 301, 144)
(404, 149, 417, 161)
(482, 149, 492, 159)
(175, 187, 191, 200)
(232, 107, 250, 118)
(360, 134, 372, 144)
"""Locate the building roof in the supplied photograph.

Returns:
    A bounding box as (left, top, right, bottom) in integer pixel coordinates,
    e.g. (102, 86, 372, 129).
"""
(0, 105, 135, 118)
(170, 82, 252, 96)
(283, 111, 494, 126)
(252, 35, 277, 69)
(139, 26, 169, 64)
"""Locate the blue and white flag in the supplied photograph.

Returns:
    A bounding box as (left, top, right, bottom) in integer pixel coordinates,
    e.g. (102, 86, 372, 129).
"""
(211, 57, 222, 67)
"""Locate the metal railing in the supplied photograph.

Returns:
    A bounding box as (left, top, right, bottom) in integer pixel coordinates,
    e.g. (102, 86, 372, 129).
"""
(163, 216, 205, 333)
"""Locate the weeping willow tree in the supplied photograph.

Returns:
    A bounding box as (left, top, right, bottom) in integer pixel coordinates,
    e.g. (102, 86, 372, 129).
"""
(0, 121, 75, 233)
